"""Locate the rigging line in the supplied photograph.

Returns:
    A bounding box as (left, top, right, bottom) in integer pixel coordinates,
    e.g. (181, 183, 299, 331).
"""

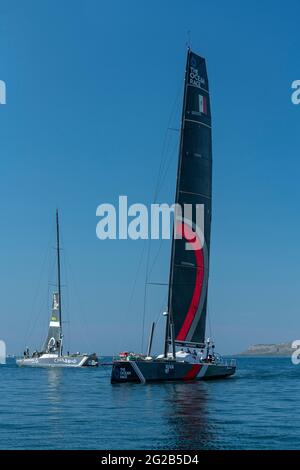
(140, 88, 181, 351)
(39, 285, 50, 351)
(146, 282, 168, 286)
(154, 130, 174, 200)
(155, 137, 179, 201)
(148, 295, 168, 355)
(139, 77, 183, 350)
(63, 245, 91, 353)
(124, 241, 146, 320)
(141, 240, 151, 353)
(153, 82, 182, 203)
(148, 132, 180, 278)
(154, 294, 168, 325)
(23, 220, 54, 348)
(155, 73, 183, 198)
(38, 280, 52, 352)
(48, 283, 67, 287)
(206, 256, 213, 339)
(207, 303, 213, 339)
(25, 251, 56, 349)
(147, 77, 183, 270)
(28, 292, 48, 353)
(124, 105, 178, 353)
(154, 121, 180, 201)
(60, 231, 71, 354)
(155, 120, 178, 197)
(186, 30, 192, 50)
(147, 138, 179, 279)
(153, 129, 170, 201)
(33, 239, 60, 349)
(148, 237, 164, 277)
(60, 228, 74, 353)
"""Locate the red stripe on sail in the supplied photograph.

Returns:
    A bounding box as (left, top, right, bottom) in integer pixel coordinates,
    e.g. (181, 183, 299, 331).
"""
(184, 364, 202, 380)
(175, 222, 204, 342)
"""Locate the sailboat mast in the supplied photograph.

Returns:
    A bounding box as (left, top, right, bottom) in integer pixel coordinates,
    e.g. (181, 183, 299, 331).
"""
(56, 209, 62, 355)
(164, 49, 190, 358)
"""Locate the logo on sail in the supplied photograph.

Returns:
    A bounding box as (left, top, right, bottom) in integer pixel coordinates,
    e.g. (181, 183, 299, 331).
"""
(189, 60, 205, 89)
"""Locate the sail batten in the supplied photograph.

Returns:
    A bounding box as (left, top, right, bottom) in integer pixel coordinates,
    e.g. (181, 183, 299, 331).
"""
(167, 49, 212, 348)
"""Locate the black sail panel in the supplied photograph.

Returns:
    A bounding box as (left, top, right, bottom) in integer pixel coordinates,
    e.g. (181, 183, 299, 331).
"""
(168, 50, 212, 347)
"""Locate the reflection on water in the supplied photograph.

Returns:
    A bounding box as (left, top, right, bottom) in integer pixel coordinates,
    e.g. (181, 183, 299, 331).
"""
(164, 382, 215, 450)
(46, 368, 63, 406)
(110, 380, 216, 450)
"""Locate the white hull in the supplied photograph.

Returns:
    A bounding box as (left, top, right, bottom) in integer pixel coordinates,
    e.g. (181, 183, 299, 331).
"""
(16, 353, 98, 368)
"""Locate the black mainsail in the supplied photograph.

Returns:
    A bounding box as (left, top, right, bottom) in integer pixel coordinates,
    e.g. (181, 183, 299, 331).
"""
(165, 50, 212, 352)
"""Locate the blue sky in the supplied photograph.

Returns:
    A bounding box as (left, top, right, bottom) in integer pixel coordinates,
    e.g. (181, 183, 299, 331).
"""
(0, 0, 299, 355)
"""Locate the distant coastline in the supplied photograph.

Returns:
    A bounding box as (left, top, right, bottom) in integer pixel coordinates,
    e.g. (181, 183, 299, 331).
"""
(237, 341, 293, 357)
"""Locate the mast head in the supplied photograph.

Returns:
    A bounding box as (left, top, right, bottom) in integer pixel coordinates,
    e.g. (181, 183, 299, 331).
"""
(186, 30, 192, 51)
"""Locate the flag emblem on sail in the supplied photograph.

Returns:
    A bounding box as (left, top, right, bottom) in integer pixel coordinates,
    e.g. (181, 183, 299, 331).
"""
(198, 95, 207, 114)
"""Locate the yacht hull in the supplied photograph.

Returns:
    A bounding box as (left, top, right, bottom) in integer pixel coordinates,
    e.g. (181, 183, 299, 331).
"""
(111, 359, 235, 384)
(16, 354, 98, 368)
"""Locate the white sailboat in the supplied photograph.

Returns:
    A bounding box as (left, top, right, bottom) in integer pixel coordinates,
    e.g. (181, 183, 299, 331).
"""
(17, 210, 98, 368)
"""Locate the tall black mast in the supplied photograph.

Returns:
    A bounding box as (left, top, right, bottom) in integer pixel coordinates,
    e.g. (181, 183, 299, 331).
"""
(56, 209, 62, 355)
(164, 49, 190, 358)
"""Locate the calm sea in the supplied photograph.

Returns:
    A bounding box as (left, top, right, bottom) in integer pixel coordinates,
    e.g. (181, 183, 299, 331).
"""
(0, 357, 298, 450)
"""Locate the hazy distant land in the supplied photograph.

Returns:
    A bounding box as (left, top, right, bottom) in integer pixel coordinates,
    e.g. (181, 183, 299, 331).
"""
(238, 341, 294, 357)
